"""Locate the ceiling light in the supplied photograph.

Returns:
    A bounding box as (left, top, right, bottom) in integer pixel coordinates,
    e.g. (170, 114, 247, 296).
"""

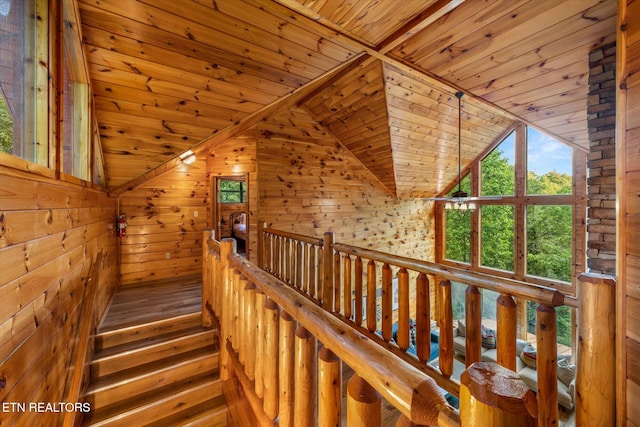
(180, 150, 196, 165)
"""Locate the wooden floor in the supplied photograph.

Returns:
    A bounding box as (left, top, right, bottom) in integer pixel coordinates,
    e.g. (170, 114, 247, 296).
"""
(99, 275, 202, 332)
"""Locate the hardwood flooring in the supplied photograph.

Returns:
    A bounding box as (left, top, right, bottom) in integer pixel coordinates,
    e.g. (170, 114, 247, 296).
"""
(99, 275, 202, 332)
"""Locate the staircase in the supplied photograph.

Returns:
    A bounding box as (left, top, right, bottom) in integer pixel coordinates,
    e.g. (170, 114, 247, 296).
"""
(82, 310, 227, 426)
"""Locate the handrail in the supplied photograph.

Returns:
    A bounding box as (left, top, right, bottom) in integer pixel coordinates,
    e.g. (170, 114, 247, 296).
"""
(262, 226, 324, 246)
(332, 242, 575, 308)
(226, 252, 451, 425)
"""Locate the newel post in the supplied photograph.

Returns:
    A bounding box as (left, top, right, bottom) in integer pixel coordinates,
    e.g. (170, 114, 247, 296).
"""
(219, 237, 236, 381)
(202, 229, 215, 327)
(460, 362, 537, 426)
(575, 272, 615, 426)
(322, 231, 335, 311)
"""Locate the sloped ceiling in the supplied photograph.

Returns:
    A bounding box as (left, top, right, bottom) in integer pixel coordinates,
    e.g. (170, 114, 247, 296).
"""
(77, 0, 617, 195)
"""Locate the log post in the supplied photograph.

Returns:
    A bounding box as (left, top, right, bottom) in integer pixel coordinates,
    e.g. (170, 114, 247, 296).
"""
(279, 311, 296, 427)
(347, 374, 382, 426)
(397, 268, 410, 352)
(496, 293, 517, 371)
(536, 304, 558, 427)
(334, 251, 342, 313)
(415, 273, 430, 362)
(202, 229, 215, 327)
(318, 347, 342, 427)
(238, 274, 248, 365)
(263, 298, 279, 420)
(576, 273, 615, 426)
(322, 231, 335, 310)
(354, 256, 363, 325)
(460, 362, 537, 426)
(438, 279, 454, 378)
(244, 282, 257, 380)
(255, 289, 266, 398)
(367, 259, 377, 333)
(343, 254, 352, 320)
(231, 269, 241, 353)
(294, 326, 317, 427)
(382, 263, 393, 342)
(219, 238, 235, 381)
(465, 285, 482, 367)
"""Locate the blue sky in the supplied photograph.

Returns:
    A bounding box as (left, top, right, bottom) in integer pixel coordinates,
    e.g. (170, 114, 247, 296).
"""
(498, 128, 573, 176)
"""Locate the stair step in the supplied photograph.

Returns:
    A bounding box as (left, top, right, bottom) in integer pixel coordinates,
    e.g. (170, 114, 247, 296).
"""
(84, 372, 223, 427)
(94, 312, 202, 351)
(91, 326, 215, 379)
(145, 396, 228, 427)
(85, 346, 219, 410)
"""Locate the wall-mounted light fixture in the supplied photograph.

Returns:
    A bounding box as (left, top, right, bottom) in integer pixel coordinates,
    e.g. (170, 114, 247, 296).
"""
(179, 149, 196, 165)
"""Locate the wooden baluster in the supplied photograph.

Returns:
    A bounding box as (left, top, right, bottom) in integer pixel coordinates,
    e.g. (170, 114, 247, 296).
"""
(465, 285, 482, 367)
(275, 235, 281, 278)
(255, 289, 266, 398)
(257, 222, 265, 269)
(294, 326, 317, 427)
(415, 273, 430, 362)
(296, 241, 303, 289)
(244, 282, 257, 380)
(396, 268, 410, 352)
(301, 243, 308, 294)
(438, 279, 453, 378)
(322, 232, 335, 310)
(310, 245, 317, 299)
(279, 311, 296, 427)
(347, 374, 382, 426)
(536, 304, 558, 427)
(460, 362, 537, 426)
(334, 251, 342, 313)
(219, 238, 235, 381)
(318, 347, 342, 427)
(354, 256, 363, 325)
(343, 254, 352, 320)
(263, 298, 279, 420)
(381, 263, 393, 342)
(576, 273, 615, 426)
(202, 230, 213, 327)
(231, 269, 241, 353)
(238, 274, 248, 365)
(496, 293, 517, 371)
(367, 260, 377, 333)
(288, 238, 294, 284)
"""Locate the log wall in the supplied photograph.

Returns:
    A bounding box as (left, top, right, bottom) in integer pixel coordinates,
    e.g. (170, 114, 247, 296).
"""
(618, 0, 640, 424)
(0, 164, 119, 426)
(118, 157, 210, 284)
(256, 106, 434, 261)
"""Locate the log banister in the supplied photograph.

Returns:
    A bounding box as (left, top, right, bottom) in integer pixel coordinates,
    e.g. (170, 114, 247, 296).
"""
(331, 242, 574, 308)
(226, 253, 453, 426)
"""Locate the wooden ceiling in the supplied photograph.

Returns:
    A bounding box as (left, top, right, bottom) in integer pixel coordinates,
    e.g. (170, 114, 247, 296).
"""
(77, 0, 616, 195)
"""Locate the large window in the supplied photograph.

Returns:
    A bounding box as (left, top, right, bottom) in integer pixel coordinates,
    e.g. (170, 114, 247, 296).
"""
(438, 123, 585, 353)
(219, 180, 246, 203)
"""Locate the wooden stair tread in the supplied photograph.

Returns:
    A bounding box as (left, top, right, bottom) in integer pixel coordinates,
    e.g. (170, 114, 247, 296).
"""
(85, 346, 219, 409)
(143, 396, 228, 427)
(84, 373, 223, 426)
(95, 312, 202, 349)
(91, 327, 216, 379)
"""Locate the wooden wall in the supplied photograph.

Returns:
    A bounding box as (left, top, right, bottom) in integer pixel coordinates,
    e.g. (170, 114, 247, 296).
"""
(256, 106, 434, 260)
(0, 163, 119, 426)
(618, 0, 640, 424)
(118, 157, 210, 284)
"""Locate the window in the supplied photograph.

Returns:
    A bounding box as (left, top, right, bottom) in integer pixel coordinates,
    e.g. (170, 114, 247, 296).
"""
(219, 180, 245, 203)
(481, 131, 515, 196)
(0, 0, 43, 163)
(527, 127, 573, 195)
(480, 205, 514, 271)
(445, 174, 472, 264)
(526, 205, 572, 282)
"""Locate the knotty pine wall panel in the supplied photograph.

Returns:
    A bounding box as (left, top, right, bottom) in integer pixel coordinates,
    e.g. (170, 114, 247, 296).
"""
(118, 158, 210, 284)
(0, 167, 118, 425)
(256, 106, 434, 260)
(620, 0, 640, 424)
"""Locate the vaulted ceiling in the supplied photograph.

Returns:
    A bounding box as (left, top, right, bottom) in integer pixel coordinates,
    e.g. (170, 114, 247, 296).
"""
(77, 0, 617, 196)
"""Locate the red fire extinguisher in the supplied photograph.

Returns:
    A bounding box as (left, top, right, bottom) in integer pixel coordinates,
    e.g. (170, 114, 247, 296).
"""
(116, 215, 127, 237)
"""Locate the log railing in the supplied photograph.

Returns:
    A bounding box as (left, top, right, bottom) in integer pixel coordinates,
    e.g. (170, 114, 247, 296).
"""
(205, 234, 461, 426)
(257, 226, 584, 427)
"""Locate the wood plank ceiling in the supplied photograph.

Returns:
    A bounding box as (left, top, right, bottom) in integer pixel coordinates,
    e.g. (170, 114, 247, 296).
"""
(77, 0, 617, 196)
